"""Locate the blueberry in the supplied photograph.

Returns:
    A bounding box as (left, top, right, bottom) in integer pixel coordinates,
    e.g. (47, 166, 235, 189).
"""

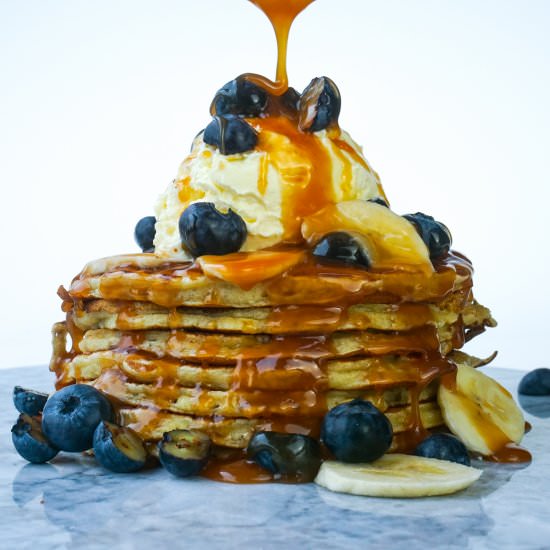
(93, 421, 147, 473)
(12, 414, 59, 464)
(368, 197, 389, 208)
(518, 368, 550, 396)
(210, 77, 268, 118)
(403, 212, 452, 260)
(321, 399, 393, 463)
(134, 216, 156, 252)
(313, 232, 371, 269)
(247, 432, 322, 482)
(13, 386, 49, 416)
(158, 430, 211, 478)
(298, 76, 341, 132)
(203, 116, 258, 155)
(42, 385, 115, 452)
(179, 202, 247, 257)
(281, 86, 301, 112)
(414, 433, 471, 466)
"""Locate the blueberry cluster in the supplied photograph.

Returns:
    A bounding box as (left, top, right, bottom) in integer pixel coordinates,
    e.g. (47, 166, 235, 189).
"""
(11, 385, 211, 477)
(245, 399, 471, 479)
(204, 74, 341, 156)
(12, 384, 478, 479)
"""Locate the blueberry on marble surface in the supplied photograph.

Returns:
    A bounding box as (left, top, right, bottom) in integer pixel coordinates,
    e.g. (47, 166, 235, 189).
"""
(298, 76, 341, 132)
(158, 430, 211, 478)
(321, 399, 393, 463)
(403, 212, 452, 259)
(203, 116, 258, 155)
(518, 368, 550, 396)
(414, 433, 471, 466)
(211, 77, 268, 118)
(93, 421, 147, 473)
(179, 202, 247, 257)
(247, 432, 322, 482)
(12, 414, 59, 464)
(42, 384, 115, 452)
(313, 232, 371, 269)
(134, 216, 156, 252)
(13, 386, 49, 416)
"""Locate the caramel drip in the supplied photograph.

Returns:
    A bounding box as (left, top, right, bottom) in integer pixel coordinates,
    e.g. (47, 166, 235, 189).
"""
(485, 443, 532, 464)
(250, 117, 334, 242)
(332, 138, 370, 171)
(257, 154, 269, 195)
(328, 139, 353, 200)
(202, 449, 273, 483)
(247, 0, 316, 94)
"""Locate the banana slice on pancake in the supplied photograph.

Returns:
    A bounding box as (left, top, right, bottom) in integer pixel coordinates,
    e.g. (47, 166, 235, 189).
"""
(315, 455, 481, 497)
(438, 365, 525, 456)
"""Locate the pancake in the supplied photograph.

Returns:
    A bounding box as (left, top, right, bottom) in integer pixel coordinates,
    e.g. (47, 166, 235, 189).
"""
(88, 365, 442, 418)
(69, 293, 486, 333)
(76, 325, 459, 361)
(67, 251, 473, 308)
(50, 247, 496, 470)
(72, 300, 456, 333)
(118, 401, 444, 450)
(55, 348, 454, 390)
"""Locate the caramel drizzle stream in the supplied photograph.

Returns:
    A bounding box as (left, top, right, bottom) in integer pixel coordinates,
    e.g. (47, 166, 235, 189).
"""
(247, 0, 316, 94)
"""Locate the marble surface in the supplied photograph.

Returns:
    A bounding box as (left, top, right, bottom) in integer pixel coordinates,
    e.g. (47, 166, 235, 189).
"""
(2, 366, 550, 550)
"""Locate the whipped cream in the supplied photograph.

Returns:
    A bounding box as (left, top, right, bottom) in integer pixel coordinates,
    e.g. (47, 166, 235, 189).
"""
(154, 126, 386, 259)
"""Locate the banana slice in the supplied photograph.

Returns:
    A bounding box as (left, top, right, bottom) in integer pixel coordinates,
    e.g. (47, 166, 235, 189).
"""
(301, 200, 433, 274)
(315, 455, 481, 498)
(438, 365, 525, 456)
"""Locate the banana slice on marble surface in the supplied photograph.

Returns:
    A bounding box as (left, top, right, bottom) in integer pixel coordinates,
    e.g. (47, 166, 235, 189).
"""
(314, 455, 481, 498)
(438, 365, 525, 456)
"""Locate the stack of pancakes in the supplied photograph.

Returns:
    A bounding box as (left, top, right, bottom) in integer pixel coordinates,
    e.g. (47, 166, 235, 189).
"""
(50, 249, 495, 454)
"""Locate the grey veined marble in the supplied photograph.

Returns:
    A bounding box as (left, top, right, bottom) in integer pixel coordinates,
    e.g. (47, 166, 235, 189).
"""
(2, 366, 550, 550)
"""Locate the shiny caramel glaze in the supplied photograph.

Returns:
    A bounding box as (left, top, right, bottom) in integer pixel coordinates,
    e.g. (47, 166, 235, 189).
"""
(485, 443, 532, 464)
(250, 117, 334, 242)
(247, 0, 315, 94)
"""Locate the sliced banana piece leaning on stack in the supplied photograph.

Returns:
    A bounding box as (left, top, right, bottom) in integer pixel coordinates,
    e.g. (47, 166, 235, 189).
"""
(315, 455, 481, 498)
(438, 365, 525, 456)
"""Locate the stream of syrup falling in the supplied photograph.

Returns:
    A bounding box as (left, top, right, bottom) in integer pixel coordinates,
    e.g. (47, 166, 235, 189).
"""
(247, 0, 316, 94)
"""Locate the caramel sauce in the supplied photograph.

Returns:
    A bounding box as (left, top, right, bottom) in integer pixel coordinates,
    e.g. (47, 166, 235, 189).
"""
(249, 117, 334, 242)
(198, 248, 306, 289)
(247, 0, 316, 94)
(75, 250, 472, 308)
(202, 449, 274, 483)
(50, 0, 526, 484)
(485, 443, 532, 464)
(177, 176, 205, 204)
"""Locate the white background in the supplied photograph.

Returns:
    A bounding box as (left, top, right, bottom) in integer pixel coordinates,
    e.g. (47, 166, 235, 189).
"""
(1, 0, 549, 370)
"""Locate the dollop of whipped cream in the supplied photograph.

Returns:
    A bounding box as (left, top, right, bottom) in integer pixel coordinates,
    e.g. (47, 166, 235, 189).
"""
(154, 120, 386, 259)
